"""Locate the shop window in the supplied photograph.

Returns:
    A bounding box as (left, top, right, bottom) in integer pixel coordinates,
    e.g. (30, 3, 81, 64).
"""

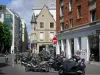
(78, 37, 81, 50)
(63, 39, 66, 57)
(59, 40, 62, 54)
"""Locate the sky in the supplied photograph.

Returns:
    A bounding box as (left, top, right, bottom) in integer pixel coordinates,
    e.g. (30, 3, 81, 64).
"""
(0, 0, 56, 34)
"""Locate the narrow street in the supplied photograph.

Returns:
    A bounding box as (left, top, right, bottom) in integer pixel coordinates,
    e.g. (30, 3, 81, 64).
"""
(0, 54, 100, 75)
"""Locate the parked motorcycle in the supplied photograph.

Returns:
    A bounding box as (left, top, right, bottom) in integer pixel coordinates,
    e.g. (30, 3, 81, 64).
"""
(47, 55, 64, 71)
(25, 57, 49, 72)
(20, 56, 32, 66)
(25, 58, 40, 72)
(59, 55, 86, 75)
(39, 61, 49, 72)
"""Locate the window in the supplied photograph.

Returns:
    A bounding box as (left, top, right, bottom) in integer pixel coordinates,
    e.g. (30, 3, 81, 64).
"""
(69, 0, 72, 12)
(50, 22, 54, 28)
(40, 22, 44, 28)
(50, 32, 54, 40)
(90, 10, 96, 22)
(0, 14, 1, 18)
(40, 32, 44, 40)
(60, 6, 64, 16)
(42, 15, 44, 17)
(33, 25, 36, 30)
(5, 14, 11, 18)
(69, 18, 73, 28)
(77, 5, 82, 18)
(61, 23, 64, 31)
(76, 0, 80, 4)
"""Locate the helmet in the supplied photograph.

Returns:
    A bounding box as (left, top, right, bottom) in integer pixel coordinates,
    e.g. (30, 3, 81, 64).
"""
(76, 56, 81, 60)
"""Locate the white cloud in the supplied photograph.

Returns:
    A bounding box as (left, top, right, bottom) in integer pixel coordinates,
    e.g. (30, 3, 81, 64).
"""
(7, 0, 56, 34)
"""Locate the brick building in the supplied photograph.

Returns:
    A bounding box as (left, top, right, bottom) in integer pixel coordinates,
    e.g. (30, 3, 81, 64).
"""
(56, 0, 100, 62)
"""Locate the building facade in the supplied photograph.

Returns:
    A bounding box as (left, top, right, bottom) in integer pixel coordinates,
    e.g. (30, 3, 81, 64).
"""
(56, 0, 100, 62)
(21, 19, 28, 52)
(31, 5, 56, 54)
(0, 5, 22, 54)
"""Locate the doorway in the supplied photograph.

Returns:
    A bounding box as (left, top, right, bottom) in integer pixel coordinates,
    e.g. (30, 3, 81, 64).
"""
(70, 39, 74, 56)
(88, 34, 99, 62)
(39, 45, 45, 52)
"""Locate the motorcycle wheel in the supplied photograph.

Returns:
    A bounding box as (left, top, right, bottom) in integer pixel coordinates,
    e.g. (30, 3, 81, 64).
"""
(59, 69, 64, 75)
(46, 67, 49, 72)
(25, 66, 30, 72)
(46, 65, 49, 72)
(76, 69, 85, 75)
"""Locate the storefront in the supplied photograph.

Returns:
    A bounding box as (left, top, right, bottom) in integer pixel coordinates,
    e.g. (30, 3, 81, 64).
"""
(56, 21, 100, 62)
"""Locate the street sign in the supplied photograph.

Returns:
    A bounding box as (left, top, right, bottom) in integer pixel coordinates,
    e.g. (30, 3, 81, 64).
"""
(52, 36, 57, 44)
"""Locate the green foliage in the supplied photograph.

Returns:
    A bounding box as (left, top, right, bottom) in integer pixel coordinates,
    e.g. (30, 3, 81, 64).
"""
(0, 22, 12, 53)
(0, 5, 5, 10)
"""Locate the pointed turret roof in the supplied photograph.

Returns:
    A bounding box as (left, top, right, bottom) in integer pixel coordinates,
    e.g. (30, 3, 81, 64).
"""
(31, 12, 36, 24)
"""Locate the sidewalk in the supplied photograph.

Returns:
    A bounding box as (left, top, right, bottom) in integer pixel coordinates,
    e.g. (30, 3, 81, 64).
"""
(88, 61, 100, 66)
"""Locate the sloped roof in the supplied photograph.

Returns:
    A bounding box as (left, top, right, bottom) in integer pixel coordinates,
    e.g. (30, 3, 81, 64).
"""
(35, 5, 56, 22)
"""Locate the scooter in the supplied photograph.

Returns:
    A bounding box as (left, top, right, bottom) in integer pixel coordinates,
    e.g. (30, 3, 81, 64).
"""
(20, 56, 32, 66)
(59, 55, 86, 75)
(25, 58, 49, 72)
(25, 62, 40, 72)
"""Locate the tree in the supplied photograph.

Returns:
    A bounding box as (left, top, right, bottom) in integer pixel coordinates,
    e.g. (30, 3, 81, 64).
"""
(0, 22, 12, 53)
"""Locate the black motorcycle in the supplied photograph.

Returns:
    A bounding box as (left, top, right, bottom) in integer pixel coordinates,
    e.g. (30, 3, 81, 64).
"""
(59, 56, 86, 75)
(20, 56, 32, 66)
(25, 57, 49, 72)
(39, 61, 49, 72)
(25, 59, 40, 72)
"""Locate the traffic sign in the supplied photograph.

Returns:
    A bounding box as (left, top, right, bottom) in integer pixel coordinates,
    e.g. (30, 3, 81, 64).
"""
(52, 36, 57, 44)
